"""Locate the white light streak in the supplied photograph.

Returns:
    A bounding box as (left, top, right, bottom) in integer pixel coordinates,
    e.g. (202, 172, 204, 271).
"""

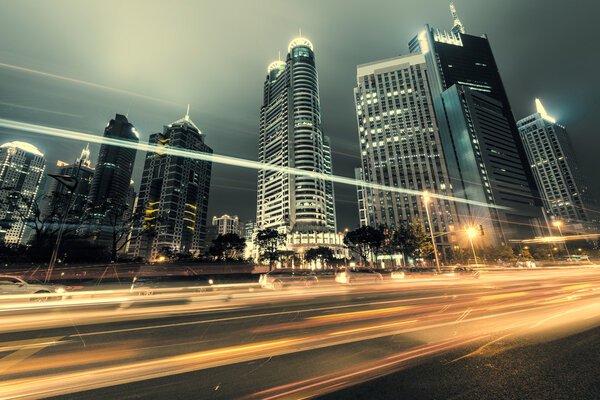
(0, 62, 178, 106)
(0, 118, 509, 210)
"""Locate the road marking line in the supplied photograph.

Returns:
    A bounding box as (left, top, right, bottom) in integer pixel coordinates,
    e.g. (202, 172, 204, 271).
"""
(328, 319, 417, 336)
(309, 306, 413, 320)
(0, 336, 64, 374)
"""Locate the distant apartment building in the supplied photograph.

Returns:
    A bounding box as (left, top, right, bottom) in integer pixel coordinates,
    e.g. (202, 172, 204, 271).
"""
(354, 53, 459, 255)
(518, 99, 599, 232)
(243, 220, 256, 241)
(44, 144, 94, 221)
(0, 141, 46, 245)
(212, 214, 240, 236)
(130, 108, 212, 259)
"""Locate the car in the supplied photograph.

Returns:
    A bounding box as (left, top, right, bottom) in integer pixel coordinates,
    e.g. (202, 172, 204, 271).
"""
(454, 267, 480, 279)
(0, 275, 67, 301)
(259, 269, 319, 289)
(130, 276, 165, 295)
(390, 269, 406, 279)
(335, 268, 383, 284)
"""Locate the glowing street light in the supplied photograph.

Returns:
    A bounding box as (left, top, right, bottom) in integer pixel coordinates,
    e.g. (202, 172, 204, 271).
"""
(552, 219, 571, 259)
(423, 191, 440, 272)
(465, 227, 479, 266)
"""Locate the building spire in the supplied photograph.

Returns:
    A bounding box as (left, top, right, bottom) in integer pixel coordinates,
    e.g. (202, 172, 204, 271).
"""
(449, 1, 465, 35)
(185, 104, 190, 121)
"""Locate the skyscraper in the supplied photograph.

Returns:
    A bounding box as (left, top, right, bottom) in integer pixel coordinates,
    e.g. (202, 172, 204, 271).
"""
(130, 108, 212, 259)
(407, 5, 544, 243)
(0, 141, 46, 245)
(354, 53, 459, 254)
(44, 144, 94, 221)
(518, 99, 599, 232)
(87, 114, 138, 246)
(256, 35, 336, 234)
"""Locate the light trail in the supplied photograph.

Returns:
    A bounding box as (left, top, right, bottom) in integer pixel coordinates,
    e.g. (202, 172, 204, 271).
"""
(0, 117, 508, 210)
(0, 62, 178, 106)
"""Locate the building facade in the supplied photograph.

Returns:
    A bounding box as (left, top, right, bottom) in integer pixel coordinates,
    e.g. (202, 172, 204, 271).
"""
(354, 53, 459, 253)
(0, 141, 46, 245)
(407, 6, 543, 244)
(256, 36, 336, 234)
(130, 109, 212, 259)
(44, 145, 94, 222)
(518, 99, 599, 232)
(212, 214, 240, 236)
(86, 114, 138, 246)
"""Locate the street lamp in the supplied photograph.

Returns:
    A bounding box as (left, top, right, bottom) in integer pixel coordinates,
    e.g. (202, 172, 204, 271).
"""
(552, 220, 571, 259)
(466, 227, 479, 266)
(423, 191, 440, 272)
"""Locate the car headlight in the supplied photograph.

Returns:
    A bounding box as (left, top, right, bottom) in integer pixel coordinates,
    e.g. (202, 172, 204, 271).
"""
(55, 287, 66, 294)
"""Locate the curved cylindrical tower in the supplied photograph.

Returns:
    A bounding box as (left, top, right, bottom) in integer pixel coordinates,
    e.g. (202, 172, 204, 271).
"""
(256, 36, 335, 234)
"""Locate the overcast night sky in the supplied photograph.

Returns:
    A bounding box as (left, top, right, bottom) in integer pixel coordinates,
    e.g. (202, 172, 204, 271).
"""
(1, 0, 599, 230)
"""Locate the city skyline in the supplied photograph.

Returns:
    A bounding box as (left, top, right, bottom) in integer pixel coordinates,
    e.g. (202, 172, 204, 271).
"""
(1, 1, 599, 229)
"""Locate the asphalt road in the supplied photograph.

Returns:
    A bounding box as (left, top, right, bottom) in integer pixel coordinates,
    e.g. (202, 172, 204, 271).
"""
(1, 268, 599, 399)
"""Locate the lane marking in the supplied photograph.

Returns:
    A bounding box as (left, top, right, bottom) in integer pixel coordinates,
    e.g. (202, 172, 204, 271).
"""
(0, 336, 64, 374)
(309, 306, 413, 320)
(328, 320, 417, 336)
(479, 291, 528, 301)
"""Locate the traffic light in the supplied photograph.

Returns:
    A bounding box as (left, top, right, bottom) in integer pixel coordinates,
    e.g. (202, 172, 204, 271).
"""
(479, 224, 484, 236)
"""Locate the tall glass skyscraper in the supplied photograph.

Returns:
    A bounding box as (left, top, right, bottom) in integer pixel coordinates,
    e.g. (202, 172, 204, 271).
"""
(130, 108, 212, 259)
(257, 36, 336, 234)
(0, 141, 46, 244)
(87, 114, 139, 245)
(406, 6, 544, 244)
(518, 99, 599, 233)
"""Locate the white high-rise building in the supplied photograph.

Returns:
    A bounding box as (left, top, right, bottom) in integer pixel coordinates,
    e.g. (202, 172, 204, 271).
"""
(518, 99, 599, 232)
(0, 141, 46, 245)
(256, 35, 336, 234)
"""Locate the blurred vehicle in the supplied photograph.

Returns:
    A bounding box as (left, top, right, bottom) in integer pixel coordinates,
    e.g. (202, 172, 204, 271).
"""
(390, 269, 405, 279)
(335, 268, 383, 284)
(403, 267, 438, 277)
(454, 267, 480, 279)
(130, 276, 165, 295)
(259, 269, 319, 289)
(0, 275, 66, 301)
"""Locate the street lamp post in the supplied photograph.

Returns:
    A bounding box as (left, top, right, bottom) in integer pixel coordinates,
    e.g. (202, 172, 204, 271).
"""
(553, 220, 571, 260)
(423, 191, 440, 273)
(466, 227, 479, 266)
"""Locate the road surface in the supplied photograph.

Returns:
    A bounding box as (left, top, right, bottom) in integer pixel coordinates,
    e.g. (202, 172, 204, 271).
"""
(0, 268, 599, 399)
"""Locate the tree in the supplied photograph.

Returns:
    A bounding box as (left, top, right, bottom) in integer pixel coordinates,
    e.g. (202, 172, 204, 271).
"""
(304, 246, 334, 268)
(388, 220, 434, 264)
(277, 250, 298, 268)
(344, 226, 385, 267)
(209, 233, 246, 261)
(104, 204, 157, 262)
(0, 188, 87, 261)
(256, 228, 286, 270)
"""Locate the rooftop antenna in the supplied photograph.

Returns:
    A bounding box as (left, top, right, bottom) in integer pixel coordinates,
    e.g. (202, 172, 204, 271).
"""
(449, 1, 465, 35)
(278, 50, 281, 61)
(299, 27, 302, 37)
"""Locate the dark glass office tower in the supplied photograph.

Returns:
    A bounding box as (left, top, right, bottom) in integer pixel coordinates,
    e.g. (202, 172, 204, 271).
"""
(409, 20, 544, 243)
(129, 109, 212, 259)
(87, 114, 138, 246)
